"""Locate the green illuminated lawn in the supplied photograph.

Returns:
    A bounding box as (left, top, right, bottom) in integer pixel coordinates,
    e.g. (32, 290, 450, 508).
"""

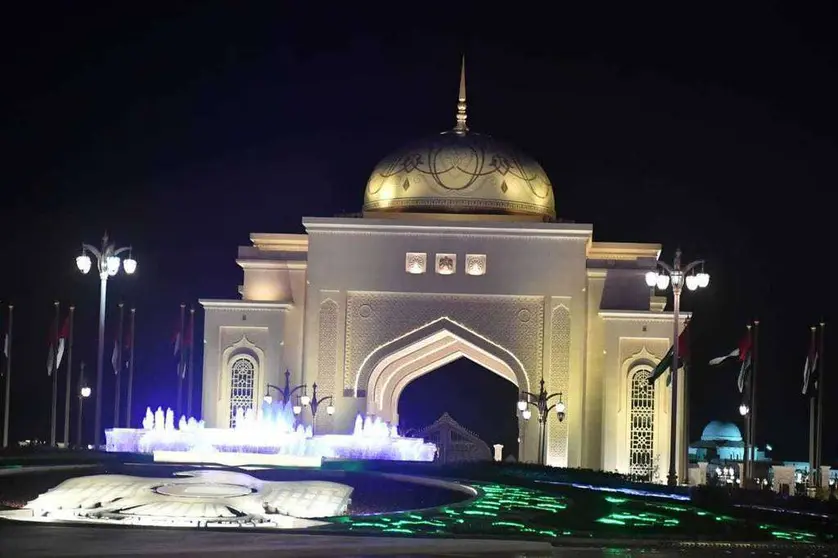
(314, 480, 824, 545)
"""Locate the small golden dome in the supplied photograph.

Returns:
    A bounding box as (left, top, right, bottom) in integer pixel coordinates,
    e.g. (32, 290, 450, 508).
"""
(363, 131, 556, 219)
(362, 58, 556, 220)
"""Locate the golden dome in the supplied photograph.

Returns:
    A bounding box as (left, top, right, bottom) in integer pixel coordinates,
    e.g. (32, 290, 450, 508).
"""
(362, 60, 556, 220)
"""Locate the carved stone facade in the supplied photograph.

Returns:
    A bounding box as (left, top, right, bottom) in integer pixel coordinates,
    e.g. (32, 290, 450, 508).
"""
(548, 304, 571, 466)
(344, 292, 544, 395)
(316, 299, 339, 429)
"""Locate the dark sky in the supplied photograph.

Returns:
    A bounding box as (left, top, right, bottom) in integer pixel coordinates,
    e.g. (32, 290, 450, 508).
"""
(1, 3, 837, 461)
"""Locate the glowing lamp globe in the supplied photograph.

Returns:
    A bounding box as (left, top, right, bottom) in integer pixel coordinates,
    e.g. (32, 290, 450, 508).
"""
(263, 395, 272, 404)
(696, 271, 710, 288)
(300, 394, 311, 407)
(685, 275, 699, 291)
(739, 403, 749, 416)
(556, 400, 566, 422)
(517, 399, 527, 412)
(123, 257, 137, 274)
(326, 404, 335, 416)
(80, 387, 91, 398)
(521, 409, 532, 420)
(655, 274, 670, 290)
(644, 271, 658, 287)
(76, 254, 92, 274)
(292, 404, 302, 415)
(106, 256, 121, 276)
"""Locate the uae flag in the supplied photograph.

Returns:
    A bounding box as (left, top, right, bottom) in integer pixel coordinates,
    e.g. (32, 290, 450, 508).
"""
(648, 321, 690, 385)
(111, 338, 120, 374)
(708, 328, 752, 393)
(708, 331, 751, 366)
(47, 317, 69, 376)
(802, 331, 818, 396)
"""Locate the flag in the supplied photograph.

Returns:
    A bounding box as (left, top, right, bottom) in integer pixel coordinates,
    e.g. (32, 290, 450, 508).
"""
(648, 321, 690, 385)
(124, 330, 132, 368)
(55, 317, 70, 370)
(802, 330, 818, 396)
(111, 339, 120, 374)
(709, 332, 751, 366)
(46, 322, 57, 376)
(172, 328, 181, 358)
(737, 351, 752, 394)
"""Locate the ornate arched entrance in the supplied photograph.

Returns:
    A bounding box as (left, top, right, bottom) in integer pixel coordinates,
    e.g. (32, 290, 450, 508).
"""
(355, 318, 537, 461)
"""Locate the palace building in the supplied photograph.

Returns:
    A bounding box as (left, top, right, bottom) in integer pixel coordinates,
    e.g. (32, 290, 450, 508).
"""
(200, 62, 688, 477)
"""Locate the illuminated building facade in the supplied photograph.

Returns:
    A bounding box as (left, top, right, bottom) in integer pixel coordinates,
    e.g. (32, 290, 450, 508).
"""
(200, 62, 687, 476)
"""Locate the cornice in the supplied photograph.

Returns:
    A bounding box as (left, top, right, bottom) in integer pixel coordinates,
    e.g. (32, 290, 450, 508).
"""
(588, 242, 661, 261)
(599, 310, 691, 322)
(236, 259, 308, 271)
(199, 299, 293, 311)
(249, 233, 309, 252)
(302, 216, 593, 240)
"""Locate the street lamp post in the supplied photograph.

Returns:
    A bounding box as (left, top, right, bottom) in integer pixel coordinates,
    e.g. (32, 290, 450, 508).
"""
(75, 233, 137, 448)
(263, 370, 307, 407)
(303, 382, 335, 434)
(644, 248, 709, 486)
(517, 378, 566, 465)
(77, 362, 91, 447)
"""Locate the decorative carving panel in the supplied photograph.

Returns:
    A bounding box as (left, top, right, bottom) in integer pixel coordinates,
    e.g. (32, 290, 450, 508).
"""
(229, 357, 256, 428)
(465, 254, 487, 276)
(548, 305, 571, 466)
(317, 300, 339, 429)
(405, 252, 427, 274)
(628, 367, 655, 481)
(344, 292, 544, 392)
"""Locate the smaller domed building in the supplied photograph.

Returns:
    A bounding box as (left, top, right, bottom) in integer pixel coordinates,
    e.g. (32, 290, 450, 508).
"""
(689, 420, 770, 484)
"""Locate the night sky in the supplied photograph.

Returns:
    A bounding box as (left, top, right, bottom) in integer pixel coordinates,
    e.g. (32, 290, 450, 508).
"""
(1, 3, 837, 461)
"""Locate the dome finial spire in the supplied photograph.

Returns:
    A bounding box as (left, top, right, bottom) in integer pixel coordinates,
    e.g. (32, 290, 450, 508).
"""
(454, 55, 468, 134)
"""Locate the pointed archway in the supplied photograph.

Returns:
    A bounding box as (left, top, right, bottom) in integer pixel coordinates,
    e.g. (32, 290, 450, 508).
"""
(356, 317, 536, 461)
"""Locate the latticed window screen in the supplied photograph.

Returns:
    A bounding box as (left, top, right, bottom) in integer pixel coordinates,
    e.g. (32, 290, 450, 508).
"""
(628, 368, 655, 480)
(229, 357, 255, 428)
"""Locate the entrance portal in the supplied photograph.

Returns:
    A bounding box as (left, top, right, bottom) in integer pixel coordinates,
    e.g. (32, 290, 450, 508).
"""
(398, 357, 519, 460)
(358, 318, 537, 461)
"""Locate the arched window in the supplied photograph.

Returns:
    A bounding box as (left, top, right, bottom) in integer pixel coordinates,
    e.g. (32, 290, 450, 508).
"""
(628, 367, 655, 481)
(229, 356, 256, 427)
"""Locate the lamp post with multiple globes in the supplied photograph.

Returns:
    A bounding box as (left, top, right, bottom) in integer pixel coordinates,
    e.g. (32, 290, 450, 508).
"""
(75, 233, 137, 448)
(299, 382, 335, 434)
(644, 248, 709, 486)
(263, 370, 335, 429)
(517, 378, 566, 466)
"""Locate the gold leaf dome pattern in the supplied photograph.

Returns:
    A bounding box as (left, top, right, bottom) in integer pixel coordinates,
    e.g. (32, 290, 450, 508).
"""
(363, 131, 556, 219)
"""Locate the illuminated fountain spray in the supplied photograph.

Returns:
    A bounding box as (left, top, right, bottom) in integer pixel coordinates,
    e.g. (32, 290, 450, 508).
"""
(106, 402, 436, 464)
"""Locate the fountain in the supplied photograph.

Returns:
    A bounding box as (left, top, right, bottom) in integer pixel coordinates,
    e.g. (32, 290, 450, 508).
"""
(105, 400, 436, 467)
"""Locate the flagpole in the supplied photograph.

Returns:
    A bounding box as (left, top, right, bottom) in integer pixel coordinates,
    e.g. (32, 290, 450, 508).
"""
(114, 303, 124, 428)
(176, 303, 185, 417)
(815, 321, 825, 487)
(748, 319, 759, 488)
(2, 304, 13, 448)
(187, 306, 195, 418)
(807, 325, 817, 484)
(63, 306, 75, 445)
(50, 301, 60, 446)
(77, 361, 86, 446)
(126, 307, 135, 427)
(741, 323, 752, 486)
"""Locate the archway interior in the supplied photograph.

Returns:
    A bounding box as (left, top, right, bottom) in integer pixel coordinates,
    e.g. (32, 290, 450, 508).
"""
(397, 355, 520, 459)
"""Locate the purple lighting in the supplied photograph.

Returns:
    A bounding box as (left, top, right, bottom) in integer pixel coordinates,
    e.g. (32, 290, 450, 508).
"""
(105, 402, 436, 463)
